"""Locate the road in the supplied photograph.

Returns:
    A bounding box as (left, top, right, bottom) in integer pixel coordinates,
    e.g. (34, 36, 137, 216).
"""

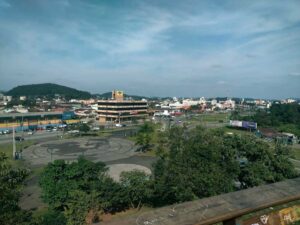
(0, 130, 64, 144)
(0, 126, 139, 144)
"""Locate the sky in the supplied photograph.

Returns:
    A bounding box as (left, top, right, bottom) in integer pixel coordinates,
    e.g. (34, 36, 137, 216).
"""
(0, 0, 300, 99)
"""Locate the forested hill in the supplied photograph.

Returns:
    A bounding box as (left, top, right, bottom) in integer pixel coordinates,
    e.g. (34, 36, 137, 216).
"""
(6, 83, 91, 99)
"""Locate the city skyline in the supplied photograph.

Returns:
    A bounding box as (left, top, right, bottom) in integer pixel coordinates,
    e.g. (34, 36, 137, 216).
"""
(0, 0, 300, 98)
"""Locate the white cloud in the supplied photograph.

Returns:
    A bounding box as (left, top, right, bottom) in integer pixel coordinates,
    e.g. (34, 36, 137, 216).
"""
(288, 72, 300, 77)
(0, 0, 299, 98)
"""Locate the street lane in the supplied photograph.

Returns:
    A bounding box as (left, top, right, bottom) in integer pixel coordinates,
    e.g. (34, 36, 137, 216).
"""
(0, 131, 63, 144)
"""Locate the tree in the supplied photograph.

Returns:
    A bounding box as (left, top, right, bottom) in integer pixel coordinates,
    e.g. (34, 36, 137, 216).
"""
(33, 210, 66, 225)
(39, 160, 70, 210)
(120, 170, 152, 209)
(39, 157, 109, 210)
(64, 190, 101, 225)
(224, 134, 297, 188)
(272, 143, 298, 180)
(0, 152, 31, 225)
(152, 126, 297, 206)
(135, 122, 154, 152)
(39, 157, 129, 224)
(6, 83, 91, 100)
(230, 110, 243, 120)
(240, 103, 300, 136)
(79, 123, 90, 133)
(152, 126, 239, 206)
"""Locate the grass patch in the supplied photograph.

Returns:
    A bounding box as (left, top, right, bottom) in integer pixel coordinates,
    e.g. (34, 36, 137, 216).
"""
(97, 132, 112, 137)
(126, 136, 136, 142)
(192, 113, 230, 123)
(0, 140, 36, 167)
(222, 126, 255, 135)
(30, 166, 45, 177)
(136, 148, 157, 157)
(291, 145, 300, 160)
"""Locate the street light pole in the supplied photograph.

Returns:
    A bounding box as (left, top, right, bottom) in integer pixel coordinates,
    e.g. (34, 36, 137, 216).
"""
(49, 148, 53, 162)
(12, 126, 16, 160)
(20, 116, 24, 158)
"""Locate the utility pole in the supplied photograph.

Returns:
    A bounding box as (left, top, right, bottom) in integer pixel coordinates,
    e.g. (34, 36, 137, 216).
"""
(12, 126, 16, 160)
(48, 148, 53, 163)
(20, 116, 24, 158)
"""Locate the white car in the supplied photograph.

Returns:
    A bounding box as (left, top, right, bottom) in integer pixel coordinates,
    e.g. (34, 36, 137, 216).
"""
(115, 123, 122, 127)
(3, 130, 10, 134)
(68, 130, 79, 134)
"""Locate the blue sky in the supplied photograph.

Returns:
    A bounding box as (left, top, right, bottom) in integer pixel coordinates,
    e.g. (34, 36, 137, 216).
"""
(0, 0, 299, 98)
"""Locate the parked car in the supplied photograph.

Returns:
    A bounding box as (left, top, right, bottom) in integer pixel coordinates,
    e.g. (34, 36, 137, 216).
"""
(115, 123, 122, 127)
(15, 136, 24, 141)
(2, 130, 10, 134)
(68, 130, 80, 134)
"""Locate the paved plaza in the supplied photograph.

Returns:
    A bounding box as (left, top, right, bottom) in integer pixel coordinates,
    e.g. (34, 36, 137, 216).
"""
(20, 136, 156, 210)
(23, 137, 136, 167)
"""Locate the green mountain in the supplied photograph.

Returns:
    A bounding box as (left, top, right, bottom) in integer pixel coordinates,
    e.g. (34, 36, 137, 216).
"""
(6, 83, 91, 99)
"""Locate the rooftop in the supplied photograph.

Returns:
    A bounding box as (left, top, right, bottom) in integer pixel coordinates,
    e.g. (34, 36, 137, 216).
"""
(0, 111, 63, 118)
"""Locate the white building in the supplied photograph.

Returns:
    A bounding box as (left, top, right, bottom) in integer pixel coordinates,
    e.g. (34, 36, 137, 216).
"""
(223, 99, 235, 109)
(169, 101, 183, 109)
(199, 97, 206, 104)
(211, 99, 217, 105)
(182, 99, 199, 107)
(91, 104, 98, 110)
(4, 96, 12, 102)
(20, 96, 27, 101)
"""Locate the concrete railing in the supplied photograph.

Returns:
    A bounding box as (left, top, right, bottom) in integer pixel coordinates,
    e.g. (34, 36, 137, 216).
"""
(101, 177, 300, 225)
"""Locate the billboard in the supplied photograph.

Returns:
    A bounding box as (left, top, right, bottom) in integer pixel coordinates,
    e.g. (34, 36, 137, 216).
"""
(230, 120, 243, 127)
(242, 121, 257, 129)
(229, 120, 257, 130)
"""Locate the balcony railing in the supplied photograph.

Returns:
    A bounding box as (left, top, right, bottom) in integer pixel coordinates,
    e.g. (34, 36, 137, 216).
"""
(100, 177, 300, 225)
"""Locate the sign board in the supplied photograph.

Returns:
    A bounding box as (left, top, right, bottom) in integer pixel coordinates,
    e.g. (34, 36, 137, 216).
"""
(229, 120, 257, 130)
(230, 120, 243, 127)
(242, 121, 257, 129)
(112, 90, 124, 101)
